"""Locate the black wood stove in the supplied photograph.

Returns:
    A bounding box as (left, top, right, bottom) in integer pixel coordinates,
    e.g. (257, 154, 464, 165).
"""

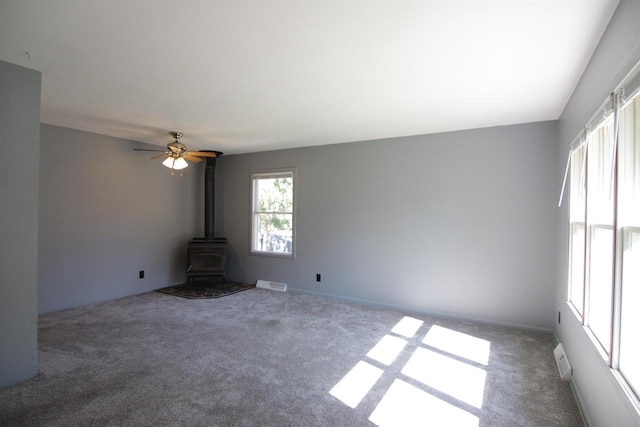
(186, 152, 228, 286)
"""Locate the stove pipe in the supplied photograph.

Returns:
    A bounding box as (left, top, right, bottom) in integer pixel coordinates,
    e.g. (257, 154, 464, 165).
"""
(203, 151, 223, 241)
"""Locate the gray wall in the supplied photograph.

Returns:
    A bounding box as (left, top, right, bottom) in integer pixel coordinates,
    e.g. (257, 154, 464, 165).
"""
(220, 121, 558, 330)
(0, 61, 41, 387)
(555, 1, 640, 426)
(38, 124, 208, 314)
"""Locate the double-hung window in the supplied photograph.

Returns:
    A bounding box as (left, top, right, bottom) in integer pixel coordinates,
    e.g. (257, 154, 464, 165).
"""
(568, 113, 616, 354)
(251, 169, 295, 257)
(618, 93, 640, 398)
(565, 64, 640, 402)
(585, 115, 616, 352)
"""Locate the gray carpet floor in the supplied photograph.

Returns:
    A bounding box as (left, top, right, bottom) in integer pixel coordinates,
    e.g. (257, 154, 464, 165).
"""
(0, 289, 582, 426)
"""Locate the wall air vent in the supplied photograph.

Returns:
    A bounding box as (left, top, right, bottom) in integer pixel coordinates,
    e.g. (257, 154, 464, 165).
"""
(553, 343, 572, 381)
(256, 280, 287, 292)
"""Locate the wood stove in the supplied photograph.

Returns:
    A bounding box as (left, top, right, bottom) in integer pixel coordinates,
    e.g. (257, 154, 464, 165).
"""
(186, 238, 227, 285)
(186, 152, 229, 286)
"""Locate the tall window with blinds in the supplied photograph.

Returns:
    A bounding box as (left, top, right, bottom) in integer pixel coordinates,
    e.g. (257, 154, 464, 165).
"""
(585, 116, 616, 353)
(251, 169, 295, 257)
(618, 94, 640, 399)
(564, 73, 640, 403)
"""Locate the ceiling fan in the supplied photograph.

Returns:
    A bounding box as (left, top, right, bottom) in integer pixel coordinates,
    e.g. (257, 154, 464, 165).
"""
(133, 132, 218, 175)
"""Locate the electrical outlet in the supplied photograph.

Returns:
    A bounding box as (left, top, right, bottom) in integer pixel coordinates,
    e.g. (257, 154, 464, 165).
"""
(316, 273, 321, 282)
(139, 270, 144, 279)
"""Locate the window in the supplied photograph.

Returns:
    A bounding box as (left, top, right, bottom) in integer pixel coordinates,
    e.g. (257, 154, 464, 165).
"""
(251, 169, 295, 257)
(585, 116, 615, 352)
(618, 94, 640, 398)
(565, 73, 640, 403)
(568, 114, 616, 353)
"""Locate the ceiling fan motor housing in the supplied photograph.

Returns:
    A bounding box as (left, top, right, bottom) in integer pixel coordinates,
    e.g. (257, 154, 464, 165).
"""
(167, 141, 187, 155)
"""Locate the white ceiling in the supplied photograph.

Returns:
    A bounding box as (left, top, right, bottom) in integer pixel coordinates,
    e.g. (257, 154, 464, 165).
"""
(0, 0, 619, 154)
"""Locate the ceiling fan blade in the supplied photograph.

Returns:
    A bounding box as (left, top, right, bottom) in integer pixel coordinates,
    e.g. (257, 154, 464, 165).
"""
(187, 151, 218, 158)
(183, 154, 203, 163)
(133, 148, 167, 152)
(151, 153, 170, 160)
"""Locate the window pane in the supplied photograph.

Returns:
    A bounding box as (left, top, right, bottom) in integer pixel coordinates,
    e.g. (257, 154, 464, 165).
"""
(569, 222, 585, 313)
(585, 118, 615, 353)
(618, 97, 640, 227)
(569, 146, 586, 314)
(256, 175, 293, 214)
(618, 96, 640, 397)
(619, 229, 640, 397)
(587, 225, 614, 349)
(254, 213, 293, 254)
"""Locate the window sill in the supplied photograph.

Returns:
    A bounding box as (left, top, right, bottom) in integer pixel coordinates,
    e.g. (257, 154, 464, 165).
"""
(583, 325, 610, 364)
(567, 300, 583, 322)
(565, 301, 609, 364)
(249, 250, 296, 260)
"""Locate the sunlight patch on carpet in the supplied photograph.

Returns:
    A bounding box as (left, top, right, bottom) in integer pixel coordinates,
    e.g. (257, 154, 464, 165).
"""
(330, 316, 490, 424)
(329, 361, 383, 409)
(366, 335, 408, 366)
(391, 316, 424, 338)
(401, 347, 486, 409)
(369, 379, 479, 427)
(422, 325, 491, 366)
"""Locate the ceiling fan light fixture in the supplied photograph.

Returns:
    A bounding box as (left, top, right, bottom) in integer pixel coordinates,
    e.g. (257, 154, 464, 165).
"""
(173, 157, 188, 170)
(162, 157, 175, 168)
(162, 156, 188, 170)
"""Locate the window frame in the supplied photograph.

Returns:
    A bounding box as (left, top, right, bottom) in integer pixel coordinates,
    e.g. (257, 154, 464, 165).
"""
(249, 168, 296, 259)
(565, 78, 640, 410)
